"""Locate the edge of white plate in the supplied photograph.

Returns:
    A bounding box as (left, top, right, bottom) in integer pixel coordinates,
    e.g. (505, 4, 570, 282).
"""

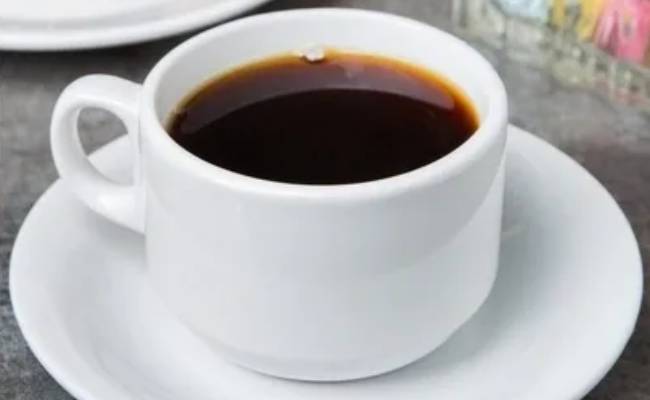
(0, 0, 271, 51)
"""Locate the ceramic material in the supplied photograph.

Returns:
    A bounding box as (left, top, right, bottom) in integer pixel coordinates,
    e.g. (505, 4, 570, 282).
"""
(50, 9, 508, 381)
(0, 0, 270, 51)
(11, 126, 642, 400)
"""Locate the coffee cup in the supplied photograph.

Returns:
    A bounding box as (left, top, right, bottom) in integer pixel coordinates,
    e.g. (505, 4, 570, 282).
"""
(51, 9, 508, 381)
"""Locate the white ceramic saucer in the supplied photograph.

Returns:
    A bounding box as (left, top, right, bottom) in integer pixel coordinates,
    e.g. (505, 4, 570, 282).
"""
(0, 0, 270, 51)
(10, 126, 642, 400)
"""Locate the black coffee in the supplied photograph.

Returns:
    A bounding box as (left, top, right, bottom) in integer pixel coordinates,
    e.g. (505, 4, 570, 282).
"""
(168, 51, 478, 185)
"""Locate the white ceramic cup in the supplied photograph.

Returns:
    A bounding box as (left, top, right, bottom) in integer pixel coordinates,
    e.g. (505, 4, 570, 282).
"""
(51, 9, 508, 381)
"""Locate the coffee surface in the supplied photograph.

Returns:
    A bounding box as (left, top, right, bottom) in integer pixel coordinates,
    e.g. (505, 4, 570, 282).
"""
(168, 51, 479, 184)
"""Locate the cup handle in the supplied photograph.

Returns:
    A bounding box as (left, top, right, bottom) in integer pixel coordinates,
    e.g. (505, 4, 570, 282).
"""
(50, 75, 145, 233)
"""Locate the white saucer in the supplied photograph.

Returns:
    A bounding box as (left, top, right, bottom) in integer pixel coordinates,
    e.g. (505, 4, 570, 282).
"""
(0, 0, 270, 51)
(10, 126, 642, 400)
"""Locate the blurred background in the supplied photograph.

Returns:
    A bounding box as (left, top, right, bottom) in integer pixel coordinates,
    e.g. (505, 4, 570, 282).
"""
(457, 0, 650, 112)
(0, 1, 648, 399)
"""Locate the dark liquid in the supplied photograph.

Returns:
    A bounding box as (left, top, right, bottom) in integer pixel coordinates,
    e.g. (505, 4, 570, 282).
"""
(168, 51, 479, 185)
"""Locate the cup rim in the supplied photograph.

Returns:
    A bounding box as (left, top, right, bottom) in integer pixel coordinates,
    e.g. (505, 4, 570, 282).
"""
(141, 8, 508, 200)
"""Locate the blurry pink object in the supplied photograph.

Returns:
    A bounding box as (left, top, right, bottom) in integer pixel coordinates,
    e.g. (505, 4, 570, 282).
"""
(594, 0, 650, 63)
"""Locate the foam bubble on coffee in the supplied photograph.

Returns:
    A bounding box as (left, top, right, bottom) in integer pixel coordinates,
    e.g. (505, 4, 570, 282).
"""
(297, 45, 326, 63)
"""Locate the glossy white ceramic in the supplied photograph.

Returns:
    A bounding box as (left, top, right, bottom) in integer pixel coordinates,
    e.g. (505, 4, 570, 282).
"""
(0, 0, 270, 51)
(11, 126, 642, 400)
(50, 9, 508, 380)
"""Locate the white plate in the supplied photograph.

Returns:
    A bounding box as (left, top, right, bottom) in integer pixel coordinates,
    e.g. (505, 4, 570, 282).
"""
(0, 0, 271, 51)
(10, 126, 642, 400)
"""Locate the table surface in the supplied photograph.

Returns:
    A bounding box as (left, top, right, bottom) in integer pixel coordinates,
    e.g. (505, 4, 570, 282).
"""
(1, 0, 648, 399)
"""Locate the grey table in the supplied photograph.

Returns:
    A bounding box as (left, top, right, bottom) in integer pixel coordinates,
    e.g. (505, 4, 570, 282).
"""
(1, 1, 648, 399)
